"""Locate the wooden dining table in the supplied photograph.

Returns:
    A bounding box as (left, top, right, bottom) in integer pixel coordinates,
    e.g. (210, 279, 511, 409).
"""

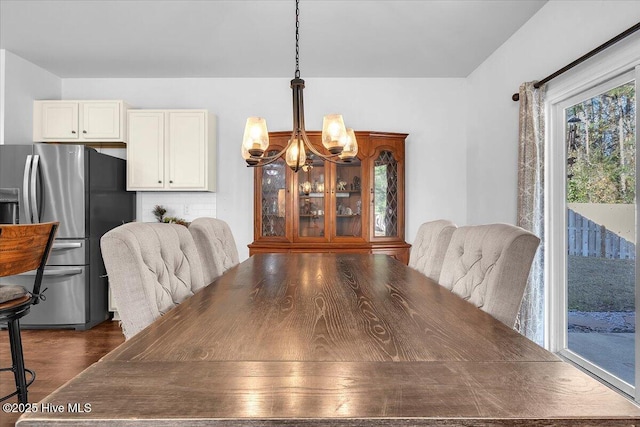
(17, 253, 640, 426)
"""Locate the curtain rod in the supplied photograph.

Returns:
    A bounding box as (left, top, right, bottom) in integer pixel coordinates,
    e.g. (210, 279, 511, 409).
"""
(512, 21, 640, 102)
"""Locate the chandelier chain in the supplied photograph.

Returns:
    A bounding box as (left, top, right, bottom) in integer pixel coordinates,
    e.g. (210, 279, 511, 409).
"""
(295, 0, 300, 79)
(242, 0, 356, 172)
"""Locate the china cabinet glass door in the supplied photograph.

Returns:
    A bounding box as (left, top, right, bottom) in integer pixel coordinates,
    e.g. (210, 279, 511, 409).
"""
(373, 150, 400, 238)
(333, 158, 364, 239)
(259, 152, 287, 238)
(296, 157, 328, 240)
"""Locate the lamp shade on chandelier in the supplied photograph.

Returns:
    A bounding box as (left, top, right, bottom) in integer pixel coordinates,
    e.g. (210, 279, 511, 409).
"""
(241, 0, 357, 172)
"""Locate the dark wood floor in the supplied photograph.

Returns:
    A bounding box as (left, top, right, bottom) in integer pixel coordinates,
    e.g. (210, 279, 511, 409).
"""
(0, 321, 124, 427)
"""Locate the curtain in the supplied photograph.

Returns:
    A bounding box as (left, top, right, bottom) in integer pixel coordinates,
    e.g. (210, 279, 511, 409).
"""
(515, 82, 546, 345)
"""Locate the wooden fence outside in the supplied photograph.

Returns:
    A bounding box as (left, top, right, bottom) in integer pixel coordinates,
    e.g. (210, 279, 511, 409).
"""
(568, 209, 635, 259)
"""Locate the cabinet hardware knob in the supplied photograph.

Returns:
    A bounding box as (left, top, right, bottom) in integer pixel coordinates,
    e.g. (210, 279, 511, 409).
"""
(170, 180, 173, 183)
(71, 130, 76, 134)
(83, 130, 87, 134)
(158, 180, 162, 184)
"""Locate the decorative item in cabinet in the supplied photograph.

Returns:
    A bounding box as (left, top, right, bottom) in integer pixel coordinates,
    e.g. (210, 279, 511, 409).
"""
(249, 130, 411, 264)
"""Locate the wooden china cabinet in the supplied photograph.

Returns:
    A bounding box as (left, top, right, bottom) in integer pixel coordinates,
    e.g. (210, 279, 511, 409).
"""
(248, 131, 410, 264)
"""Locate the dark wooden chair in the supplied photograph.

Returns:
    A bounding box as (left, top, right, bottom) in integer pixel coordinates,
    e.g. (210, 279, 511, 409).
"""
(0, 222, 58, 404)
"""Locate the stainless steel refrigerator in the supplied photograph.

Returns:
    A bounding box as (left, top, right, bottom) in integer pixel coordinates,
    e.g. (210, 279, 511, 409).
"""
(0, 144, 135, 329)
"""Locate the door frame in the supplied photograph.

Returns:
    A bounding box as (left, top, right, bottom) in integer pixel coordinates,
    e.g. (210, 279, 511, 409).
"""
(546, 37, 640, 399)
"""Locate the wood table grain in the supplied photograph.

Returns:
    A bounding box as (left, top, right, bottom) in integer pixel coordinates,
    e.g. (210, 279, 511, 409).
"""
(17, 253, 640, 426)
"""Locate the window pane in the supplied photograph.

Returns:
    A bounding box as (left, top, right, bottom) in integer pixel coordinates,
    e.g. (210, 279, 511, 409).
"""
(566, 80, 636, 385)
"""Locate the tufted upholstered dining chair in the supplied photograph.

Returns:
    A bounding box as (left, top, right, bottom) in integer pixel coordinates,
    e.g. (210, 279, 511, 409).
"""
(408, 220, 457, 282)
(438, 223, 540, 328)
(100, 222, 205, 340)
(188, 217, 239, 285)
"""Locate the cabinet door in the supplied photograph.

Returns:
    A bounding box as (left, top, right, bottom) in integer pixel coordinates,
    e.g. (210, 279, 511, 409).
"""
(41, 102, 79, 140)
(331, 157, 366, 242)
(167, 112, 206, 189)
(370, 147, 404, 241)
(255, 148, 290, 241)
(82, 101, 121, 139)
(294, 156, 330, 242)
(127, 111, 165, 190)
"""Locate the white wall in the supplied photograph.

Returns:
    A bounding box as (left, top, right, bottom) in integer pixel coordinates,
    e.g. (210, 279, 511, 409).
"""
(63, 77, 468, 260)
(5, 0, 637, 260)
(0, 49, 61, 145)
(466, 0, 640, 225)
(0, 51, 5, 143)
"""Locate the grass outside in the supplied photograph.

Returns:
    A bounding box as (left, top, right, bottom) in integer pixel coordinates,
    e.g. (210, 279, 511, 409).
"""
(568, 255, 635, 312)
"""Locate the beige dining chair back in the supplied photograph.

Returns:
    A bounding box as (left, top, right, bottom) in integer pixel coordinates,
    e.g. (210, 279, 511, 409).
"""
(408, 219, 457, 282)
(438, 223, 540, 327)
(100, 222, 205, 339)
(188, 217, 239, 285)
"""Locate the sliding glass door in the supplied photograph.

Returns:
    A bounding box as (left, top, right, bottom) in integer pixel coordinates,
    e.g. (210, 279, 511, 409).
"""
(548, 63, 638, 399)
(563, 75, 636, 393)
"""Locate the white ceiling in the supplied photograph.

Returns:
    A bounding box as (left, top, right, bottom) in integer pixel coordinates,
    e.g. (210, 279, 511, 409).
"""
(0, 0, 547, 79)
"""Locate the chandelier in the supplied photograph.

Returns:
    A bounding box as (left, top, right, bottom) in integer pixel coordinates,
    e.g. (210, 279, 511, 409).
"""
(241, 0, 358, 172)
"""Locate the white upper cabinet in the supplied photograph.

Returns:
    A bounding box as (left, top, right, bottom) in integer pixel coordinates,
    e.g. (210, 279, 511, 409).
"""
(40, 102, 79, 139)
(167, 111, 208, 190)
(127, 110, 216, 192)
(33, 100, 129, 142)
(81, 102, 122, 139)
(127, 111, 165, 190)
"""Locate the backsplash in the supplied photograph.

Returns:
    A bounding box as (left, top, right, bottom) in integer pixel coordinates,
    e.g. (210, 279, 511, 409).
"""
(137, 192, 217, 223)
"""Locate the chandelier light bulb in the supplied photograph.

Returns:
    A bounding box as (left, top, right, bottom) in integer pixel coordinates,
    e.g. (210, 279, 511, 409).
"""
(285, 138, 306, 172)
(242, 117, 269, 159)
(322, 114, 347, 155)
(339, 128, 358, 162)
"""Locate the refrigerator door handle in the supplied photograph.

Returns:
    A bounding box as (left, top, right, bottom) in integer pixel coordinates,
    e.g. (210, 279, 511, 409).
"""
(22, 155, 33, 224)
(30, 154, 40, 223)
(17, 268, 83, 277)
(52, 242, 83, 250)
